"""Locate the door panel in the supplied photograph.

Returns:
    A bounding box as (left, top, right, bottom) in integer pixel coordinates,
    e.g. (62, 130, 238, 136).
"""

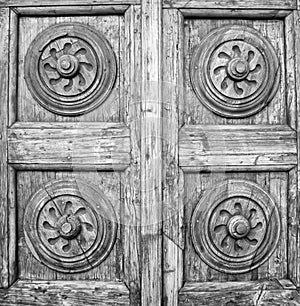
(1, 1, 300, 305)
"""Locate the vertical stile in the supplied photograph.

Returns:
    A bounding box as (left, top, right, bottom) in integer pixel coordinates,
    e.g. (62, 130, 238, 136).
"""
(0, 8, 9, 288)
(123, 5, 142, 305)
(162, 9, 184, 306)
(140, 0, 163, 305)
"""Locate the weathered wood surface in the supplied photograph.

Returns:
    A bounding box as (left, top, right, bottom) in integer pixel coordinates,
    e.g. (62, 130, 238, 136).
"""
(18, 15, 121, 123)
(0, 0, 138, 6)
(184, 172, 288, 282)
(0, 281, 129, 305)
(140, 0, 163, 305)
(162, 9, 184, 306)
(180, 280, 296, 292)
(17, 171, 122, 281)
(0, 8, 10, 289)
(184, 19, 286, 126)
(179, 125, 297, 172)
(163, 0, 296, 9)
(14, 5, 129, 15)
(179, 290, 300, 305)
(180, 9, 292, 18)
(179, 280, 299, 305)
(122, 5, 141, 305)
(292, 10, 300, 287)
(8, 123, 130, 170)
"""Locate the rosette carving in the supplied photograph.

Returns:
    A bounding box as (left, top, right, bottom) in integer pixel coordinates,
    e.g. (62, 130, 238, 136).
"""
(191, 180, 281, 274)
(24, 180, 117, 273)
(190, 26, 280, 118)
(25, 23, 117, 116)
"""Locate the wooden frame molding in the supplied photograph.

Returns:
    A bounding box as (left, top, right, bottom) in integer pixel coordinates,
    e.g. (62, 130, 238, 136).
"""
(163, 0, 296, 10)
(0, 0, 138, 7)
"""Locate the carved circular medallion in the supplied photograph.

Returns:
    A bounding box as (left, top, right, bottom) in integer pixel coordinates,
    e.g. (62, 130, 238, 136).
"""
(25, 23, 117, 116)
(190, 26, 280, 118)
(24, 180, 117, 273)
(191, 180, 281, 274)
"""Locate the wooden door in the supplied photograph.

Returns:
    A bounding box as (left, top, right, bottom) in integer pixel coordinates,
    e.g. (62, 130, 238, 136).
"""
(1, 1, 300, 306)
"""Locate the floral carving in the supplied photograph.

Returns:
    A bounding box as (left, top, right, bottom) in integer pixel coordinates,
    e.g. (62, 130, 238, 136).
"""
(40, 197, 97, 255)
(40, 38, 97, 97)
(191, 180, 281, 274)
(210, 42, 265, 99)
(25, 23, 117, 116)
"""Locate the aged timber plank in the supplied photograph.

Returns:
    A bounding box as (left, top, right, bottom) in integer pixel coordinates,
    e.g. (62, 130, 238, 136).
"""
(163, 0, 296, 9)
(122, 5, 142, 305)
(179, 280, 300, 305)
(0, 8, 10, 288)
(162, 9, 184, 306)
(180, 280, 296, 292)
(180, 9, 292, 18)
(179, 125, 297, 172)
(0, 281, 129, 305)
(8, 123, 130, 170)
(13, 5, 129, 15)
(0, 0, 138, 6)
(293, 10, 300, 287)
(140, 0, 163, 305)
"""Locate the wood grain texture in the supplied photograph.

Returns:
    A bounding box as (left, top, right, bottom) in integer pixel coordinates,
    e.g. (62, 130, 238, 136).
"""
(179, 288, 300, 305)
(162, 9, 184, 306)
(8, 123, 130, 170)
(0, 0, 138, 6)
(292, 10, 300, 287)
(14, 5, 129, 15)
(122, 6, 141, 305)
(8, 9, 18, 126)
(180, 9, 292, 18)
(140, 0, 163, 305)
(0, 8, 10, 288)
(0, 280, 129, 305)
(180, 279, 296, 292)
(179, 125, 297, 172)
(163, 0, 296, 9)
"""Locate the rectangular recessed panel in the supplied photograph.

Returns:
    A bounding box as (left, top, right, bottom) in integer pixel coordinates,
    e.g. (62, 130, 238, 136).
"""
(179, 125, 297, 172)
(8, 123, 130, 170)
